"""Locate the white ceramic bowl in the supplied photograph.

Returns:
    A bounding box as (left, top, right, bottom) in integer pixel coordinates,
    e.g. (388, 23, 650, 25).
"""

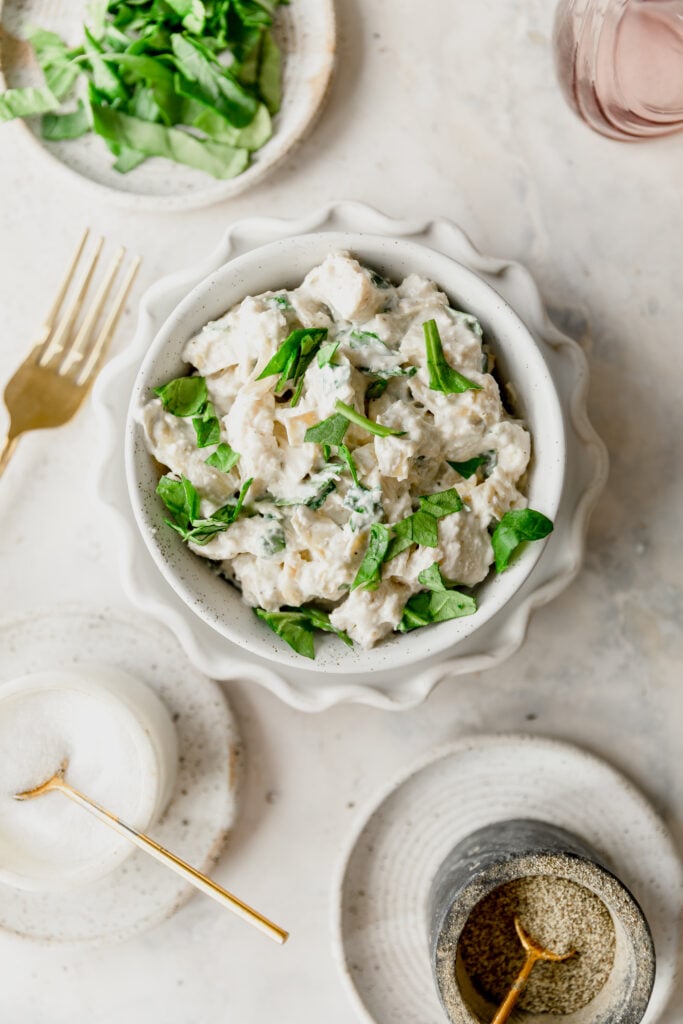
(126, 232, 566, 675)
(0, 665, 178, 891)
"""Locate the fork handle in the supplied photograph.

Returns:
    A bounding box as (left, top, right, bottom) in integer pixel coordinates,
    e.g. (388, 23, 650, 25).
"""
(0, 436, 18, 478)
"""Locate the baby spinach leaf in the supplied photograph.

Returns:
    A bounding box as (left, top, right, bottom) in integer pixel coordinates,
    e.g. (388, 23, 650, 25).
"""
(113, 145, 146, 172)
(157, 473, 252, 544)
(423, 319, 482, 394)
(25, 26, 81, 100)
(171, 33, 257, 127)
(337, 444, 360, 486)
(192, 401, 221, 448)
(447, 455, 488, 479)
(205, 442, 240, 473)
(317, 340, 339, 368)
(334, 399, 406, 438)
(156, 473, 200, 529)
(254, 604, 352, 659)
(351, 523, 391, 591)
(41, 100, 91, 139)
(165, 0, 206, 33)
(257, 327, 328, 405)
(397, 588, 477, 632)
(189, 99, 271, 149)
(299, 605, 353, 647)
(90, 101, 250, 179)
(397, 561, 477, 631)
(182, 477, 253, 544)
(258, 27, 281, 114)
(0, 87, 59, 123)
(255, 609, 316, 659)
(385, 511, 439, 561)
(418, 488, 462, 519)
(305, 478, 337, 511)
(365, 378, 389, 401)
(304, 413, 349, 447)
(84, 27, 128, 102)
(491, 508, 554, 572)
(385, 489, 462, 561)
(153, 374, 208, 417)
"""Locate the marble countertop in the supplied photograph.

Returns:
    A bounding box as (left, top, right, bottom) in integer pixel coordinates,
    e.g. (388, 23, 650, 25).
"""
(0, 0, 681, 1021)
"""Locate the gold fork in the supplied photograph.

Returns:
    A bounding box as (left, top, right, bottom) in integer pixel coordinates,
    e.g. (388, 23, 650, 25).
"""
(0, 229, 141, 477)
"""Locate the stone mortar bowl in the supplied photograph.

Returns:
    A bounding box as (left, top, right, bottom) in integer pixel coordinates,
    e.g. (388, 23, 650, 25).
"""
(429, 819, 655, 1024)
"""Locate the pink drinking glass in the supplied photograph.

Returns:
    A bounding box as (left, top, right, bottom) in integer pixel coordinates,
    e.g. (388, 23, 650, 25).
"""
(554, 0, 683, 138)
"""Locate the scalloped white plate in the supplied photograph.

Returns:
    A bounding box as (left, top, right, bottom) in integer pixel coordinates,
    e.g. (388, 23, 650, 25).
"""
(95, 202, 608, 711)
(0, 0, 335, 211)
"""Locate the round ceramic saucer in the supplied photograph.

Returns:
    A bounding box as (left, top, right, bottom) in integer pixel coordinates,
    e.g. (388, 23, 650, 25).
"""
(333, 735, 682, 1024)
(0, 606, 240, 945)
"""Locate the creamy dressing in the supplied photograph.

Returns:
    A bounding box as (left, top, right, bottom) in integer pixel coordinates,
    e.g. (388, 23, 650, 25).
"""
(141, 253, 531, 648)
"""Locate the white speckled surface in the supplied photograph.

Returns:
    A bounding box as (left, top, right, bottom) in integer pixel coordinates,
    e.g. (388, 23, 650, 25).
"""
(0, 0, 682, 1021)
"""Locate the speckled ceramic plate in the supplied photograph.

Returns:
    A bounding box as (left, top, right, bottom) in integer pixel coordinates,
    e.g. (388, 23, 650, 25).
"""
(0, 0, 335, 210)
(332, 735, 683, 1024)
(0, 605, 241, 945)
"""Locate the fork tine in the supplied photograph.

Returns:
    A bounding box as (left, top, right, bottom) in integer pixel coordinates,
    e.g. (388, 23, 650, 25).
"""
(34, 228, 90, 351)
(76, 255, 142, 386)
(38, 236, 104, 367)
(59, 246, 125, 376)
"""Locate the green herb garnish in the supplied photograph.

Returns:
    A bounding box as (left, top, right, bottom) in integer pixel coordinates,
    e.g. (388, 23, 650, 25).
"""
(205, 442, 240, 473)
(365, 378, 389, 401)
(317, 341, 340, 368)
(192, 400, 221, 448)
(254, 605, 352, 659)
(304, 413, 349, 446)
(491, 508, 554, 572)
(257, 327, 329, 405)
(397, 563, 477, 632)
(418, 488, 463, 518)
(351, 523, 391, 591)
(0, 1, 285, 179)
(385, 511, 439, 561)
(348, 329, 387, 349)
(153, 375, 223, 449)
(448, 455, 488, 479)
(42, 100, 91, 140)
(423, 319, 482, 394)
(334, 399, 406, 438)
(337, 444, 360, 486)
(361, 365, 418, 379)
(153, 375, 208, 417)
(385, 488, 463, 561)
(156, 473, 252, 545)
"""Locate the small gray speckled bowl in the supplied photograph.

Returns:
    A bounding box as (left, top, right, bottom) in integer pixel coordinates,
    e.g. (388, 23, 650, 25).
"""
(429, 819, 655, 1024)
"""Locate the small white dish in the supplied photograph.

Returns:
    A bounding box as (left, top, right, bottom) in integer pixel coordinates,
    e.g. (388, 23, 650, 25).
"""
(332, 735, 683, 1024)
(0, 606, 240, 945)
(96, 203, 608, 710)
(126, 232, 566, 675)
(0, 664, 177, 892)
(0, 0, 335, 211)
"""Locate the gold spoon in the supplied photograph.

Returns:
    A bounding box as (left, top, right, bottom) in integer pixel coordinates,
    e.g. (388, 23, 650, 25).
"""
(490, 916, 575, 1024)
(15, 760, 288, 945)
